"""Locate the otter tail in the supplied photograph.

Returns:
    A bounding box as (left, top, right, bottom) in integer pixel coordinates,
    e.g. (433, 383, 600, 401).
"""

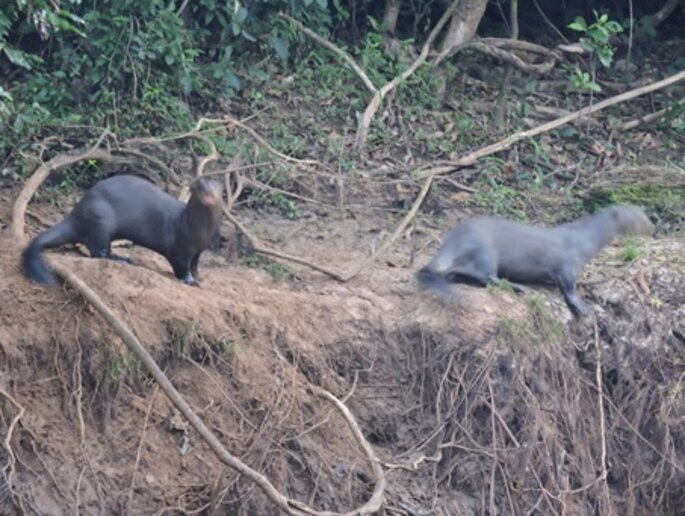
(21, 220, 78, 286)
(416, 265, 455, 300)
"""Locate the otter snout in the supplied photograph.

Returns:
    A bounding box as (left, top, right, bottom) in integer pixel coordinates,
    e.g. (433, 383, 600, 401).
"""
(191, 178, 223, 207)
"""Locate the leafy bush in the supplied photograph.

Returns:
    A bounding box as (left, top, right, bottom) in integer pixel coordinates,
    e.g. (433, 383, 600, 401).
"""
(0, 0, 339, 161)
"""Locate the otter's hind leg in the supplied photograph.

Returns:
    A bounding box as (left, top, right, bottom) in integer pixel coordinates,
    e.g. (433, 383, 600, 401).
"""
(449, 247, 499, 287)
(85, 237, 134, 264)
(555, 267, 589, 316)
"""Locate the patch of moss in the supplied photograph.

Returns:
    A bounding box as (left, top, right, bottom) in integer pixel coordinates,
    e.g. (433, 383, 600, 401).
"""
(242, 253, 297, 282)
(166, 320, 238, 365)
(527, 295, 567, 342)
(588, 183, 685, 230)
(104, 342, 143, 388)
(486, 279, 518, 295)
(497, 295, 567, 349)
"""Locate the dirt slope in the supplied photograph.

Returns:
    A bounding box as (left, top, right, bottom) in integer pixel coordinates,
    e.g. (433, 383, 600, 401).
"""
(1, 194, 684, 515)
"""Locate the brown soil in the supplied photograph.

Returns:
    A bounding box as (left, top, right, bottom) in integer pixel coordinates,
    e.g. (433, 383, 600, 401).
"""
(1, 183, 684, 515)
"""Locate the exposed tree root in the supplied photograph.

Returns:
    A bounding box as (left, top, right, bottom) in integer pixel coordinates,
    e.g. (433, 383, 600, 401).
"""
(0, 387, 26, 513)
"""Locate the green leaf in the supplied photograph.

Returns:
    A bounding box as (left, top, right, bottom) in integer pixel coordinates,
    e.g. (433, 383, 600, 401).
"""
(568, 17, 587, 31)
(226, 71, 241, 91)
(164, 54, 175, 65)
(316, 0, 328, 7)
(3, 46, 32, 69)
(235, 6, 248, 24)
(241, 30, 256, 42)
(270, 36, 288, 61)
(180, 74, 192, 95)
(579, 38, 594, 51)
(0, 85, 12, 100)
(606, 21, 623, 33)
(597, 48, 614, 68)
(0, 10, 11, 37)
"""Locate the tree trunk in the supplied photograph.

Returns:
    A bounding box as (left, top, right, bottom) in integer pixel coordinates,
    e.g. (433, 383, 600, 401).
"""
(439, 0, 488, 52)
(383, 0, 401, 34)
(651, 0, 681, 26)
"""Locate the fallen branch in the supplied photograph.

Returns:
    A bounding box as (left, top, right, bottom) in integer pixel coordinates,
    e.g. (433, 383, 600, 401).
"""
(9, 130, 112, 241)
(354, 0, 463, 150)
(114, 147, 183, 186)
(420, 69, 685, 178)
(593, 319, 614, 515)
(279, 13, 376, 94)
(339, 175, 433, 281)
(469, 41, 557, 74)
(281, 2, 463, 151)
(308, 384, 385, 512)
(612, 97, 685, 131)
(220, 115, 320, 166)
(224, 175, 433, 283)
(223, 208, 348, 281)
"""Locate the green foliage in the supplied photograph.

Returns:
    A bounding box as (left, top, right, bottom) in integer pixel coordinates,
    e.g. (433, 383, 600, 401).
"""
(243, 254, 297, 282)
(568, 68, 601, 93)
(246, 166, 301, 219)
(621, 241, 639, 262)
(527, 295, 567, 341)
(1, 0, 340, 160)
(567, 11, 623, 93)
(1, 1, 84, 70)
(590, 183, 685, 230)
(568, 12, 623, 68)
(486, 279, 518, 295)
(468, 164, 528, 220)
(104, 343, 143, 389)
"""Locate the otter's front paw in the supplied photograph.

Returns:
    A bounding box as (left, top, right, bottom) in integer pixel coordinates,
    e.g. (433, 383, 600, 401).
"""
(182, 273, 201, 287)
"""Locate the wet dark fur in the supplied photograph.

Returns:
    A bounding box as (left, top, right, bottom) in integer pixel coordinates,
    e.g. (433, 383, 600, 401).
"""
(22, 175, 223, 287)
(417, 205, 653, 316)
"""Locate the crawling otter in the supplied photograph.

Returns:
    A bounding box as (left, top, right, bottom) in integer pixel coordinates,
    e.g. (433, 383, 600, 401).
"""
(22, 175, 223, 287)
(417, 205, 653, 316)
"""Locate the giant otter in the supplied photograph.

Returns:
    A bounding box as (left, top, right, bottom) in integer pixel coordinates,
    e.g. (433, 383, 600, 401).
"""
(417, 205, 653, 316)
(22, 175, 223, 287)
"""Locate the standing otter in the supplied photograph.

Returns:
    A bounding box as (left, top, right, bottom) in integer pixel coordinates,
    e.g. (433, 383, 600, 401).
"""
(417, 205, 653, 316)
(22, 175, 223, 287)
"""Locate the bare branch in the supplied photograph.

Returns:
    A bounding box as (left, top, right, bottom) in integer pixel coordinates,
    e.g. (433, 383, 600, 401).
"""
(279, 13, 378, 94)
(420, 69, 685, 178)
(9, 130, 113, 241)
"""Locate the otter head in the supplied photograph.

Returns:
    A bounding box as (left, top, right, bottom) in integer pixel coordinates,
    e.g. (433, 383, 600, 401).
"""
(610, 205, 653, 236)
(190, 178, 223, 207)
